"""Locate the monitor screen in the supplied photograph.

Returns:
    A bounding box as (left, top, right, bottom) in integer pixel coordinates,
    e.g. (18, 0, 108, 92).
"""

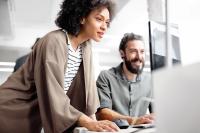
(148, 21, 181, 71)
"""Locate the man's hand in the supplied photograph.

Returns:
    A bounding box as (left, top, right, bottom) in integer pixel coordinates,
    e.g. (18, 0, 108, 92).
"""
(128, 113, 155, 125)
(78, 114, 120, 132)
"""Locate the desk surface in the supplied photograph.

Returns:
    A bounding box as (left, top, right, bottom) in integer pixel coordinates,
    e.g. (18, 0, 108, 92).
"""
(74, 127, 156, 133)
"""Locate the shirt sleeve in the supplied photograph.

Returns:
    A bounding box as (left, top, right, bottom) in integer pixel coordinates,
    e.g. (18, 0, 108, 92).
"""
(96, 71, 113, 110)
(33, 34, 83, 133)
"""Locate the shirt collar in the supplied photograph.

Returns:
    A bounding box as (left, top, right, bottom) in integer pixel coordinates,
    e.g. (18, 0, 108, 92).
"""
(65, 31, 82, 52)
(115, 62, 141, 83)
(65, 32, 72, 46)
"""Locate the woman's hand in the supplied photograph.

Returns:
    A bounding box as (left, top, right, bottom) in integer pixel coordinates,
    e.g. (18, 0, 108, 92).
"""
(78, 114, 120, 132)
(84, 120, 119, 132)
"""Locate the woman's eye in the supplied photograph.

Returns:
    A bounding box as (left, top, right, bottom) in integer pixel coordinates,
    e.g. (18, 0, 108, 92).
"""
(96, 17, 102, 21)
(106, 21, 110, 27)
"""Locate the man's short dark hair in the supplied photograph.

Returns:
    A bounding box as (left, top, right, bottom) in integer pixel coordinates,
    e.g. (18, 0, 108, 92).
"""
(55, 0, 115, 36)
(119, 33, 144, 51)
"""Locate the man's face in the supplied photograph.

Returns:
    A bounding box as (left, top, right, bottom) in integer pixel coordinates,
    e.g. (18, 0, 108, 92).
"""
(122, 40, 145, 74)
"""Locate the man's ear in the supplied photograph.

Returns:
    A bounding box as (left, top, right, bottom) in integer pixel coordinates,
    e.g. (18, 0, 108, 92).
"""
(80, 18, 85, 25)
(119, 50, 125, 59)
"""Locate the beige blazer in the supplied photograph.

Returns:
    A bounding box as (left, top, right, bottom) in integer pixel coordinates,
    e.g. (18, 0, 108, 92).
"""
(0, 30, 99, 133)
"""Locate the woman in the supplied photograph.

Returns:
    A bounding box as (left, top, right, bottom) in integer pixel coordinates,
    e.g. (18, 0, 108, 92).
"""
(0, 0, 119, 132)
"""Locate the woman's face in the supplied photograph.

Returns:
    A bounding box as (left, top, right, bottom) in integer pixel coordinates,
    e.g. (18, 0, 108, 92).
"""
(81, 7, 110, 42)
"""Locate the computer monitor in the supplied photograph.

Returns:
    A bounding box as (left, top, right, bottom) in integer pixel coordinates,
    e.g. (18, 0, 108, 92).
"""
(148, 21, 181, 71)
(153, 63, 200, 133)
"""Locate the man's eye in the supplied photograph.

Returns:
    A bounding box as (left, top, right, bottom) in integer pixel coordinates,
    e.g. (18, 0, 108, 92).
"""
(130, 51, 137, 54)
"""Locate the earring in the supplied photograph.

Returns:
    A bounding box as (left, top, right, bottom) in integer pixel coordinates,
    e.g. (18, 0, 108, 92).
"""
(81, 19, 85, 24)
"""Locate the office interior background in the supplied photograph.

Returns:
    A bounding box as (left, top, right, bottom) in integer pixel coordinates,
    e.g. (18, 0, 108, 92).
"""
(1, 0, 200, 83)
(1, 0, 200, 132)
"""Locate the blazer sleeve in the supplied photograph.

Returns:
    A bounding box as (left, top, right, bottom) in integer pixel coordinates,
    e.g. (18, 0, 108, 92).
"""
(33, 33, 83, 133)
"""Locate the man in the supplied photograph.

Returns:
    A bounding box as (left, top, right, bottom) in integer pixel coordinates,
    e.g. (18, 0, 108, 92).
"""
(96, 33, 154, 125)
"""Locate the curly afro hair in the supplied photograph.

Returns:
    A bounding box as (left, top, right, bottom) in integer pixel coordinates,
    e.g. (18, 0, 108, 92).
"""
(55, 0, 115, 36)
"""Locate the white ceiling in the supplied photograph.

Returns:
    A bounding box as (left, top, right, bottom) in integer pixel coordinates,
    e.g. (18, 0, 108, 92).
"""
(0, 0, 129, 39)
(0, 0, 151, 61)
(15, 0, 54, 25)
(0, 0, 132, 61)
(13, 0, 129, 25)
(0, 0, 152, 82)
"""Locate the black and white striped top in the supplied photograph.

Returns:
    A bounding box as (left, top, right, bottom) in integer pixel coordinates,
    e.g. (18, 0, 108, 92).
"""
(64, 34, 83, 93)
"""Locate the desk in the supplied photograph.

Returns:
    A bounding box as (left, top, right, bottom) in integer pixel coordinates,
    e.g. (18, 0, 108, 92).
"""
(73, 127, 156, 133)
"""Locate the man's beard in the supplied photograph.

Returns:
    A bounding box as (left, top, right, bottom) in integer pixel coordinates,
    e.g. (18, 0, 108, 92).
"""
(124, 57, 145, 74)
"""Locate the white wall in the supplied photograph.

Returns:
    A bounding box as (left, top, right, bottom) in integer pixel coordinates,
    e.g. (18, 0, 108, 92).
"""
(173, 0, 200, 65)
(147, 0, 200, 65)
(166, 0, 200, 65)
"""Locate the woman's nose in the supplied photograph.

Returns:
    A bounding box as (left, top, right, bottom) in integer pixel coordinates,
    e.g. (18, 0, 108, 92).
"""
(100, 22, 107, 31)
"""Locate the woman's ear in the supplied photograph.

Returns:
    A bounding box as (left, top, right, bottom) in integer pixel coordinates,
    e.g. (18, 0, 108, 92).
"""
(80, 18, 86, 25)
(119, 50, 125, 59)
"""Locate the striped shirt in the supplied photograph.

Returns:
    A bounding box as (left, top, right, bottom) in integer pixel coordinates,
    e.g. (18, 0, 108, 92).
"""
(64, 34, 83, 93)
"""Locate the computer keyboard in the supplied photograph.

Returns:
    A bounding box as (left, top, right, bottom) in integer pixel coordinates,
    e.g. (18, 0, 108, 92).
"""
(130, 123, 155, 129)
